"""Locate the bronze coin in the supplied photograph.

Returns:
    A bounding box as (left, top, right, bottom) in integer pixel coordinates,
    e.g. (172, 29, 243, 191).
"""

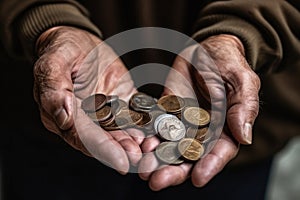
(186, 127, 208, 142)
(81, 93, 107, 113)
(118, 109, 143, 125)
(102, 120, 120, 131)
(87, 106, 112, 122)
(105, 109, 143, 131)
(156, 114, 186, 141)
(178, 138, 204, 161)
(157, 95, 185, 113)
(183, 107, 210, 127)
(155, 142, 184, 165)
(106, 95, 119, 105)
(137, 112, 152, 127)
(99, 114, 116, 127)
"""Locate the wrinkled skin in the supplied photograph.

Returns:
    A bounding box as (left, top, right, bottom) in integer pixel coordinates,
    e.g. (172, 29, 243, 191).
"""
(138, 34, 261, 190)
(33, 27, 261, 190)
(33, 26, 145, 174)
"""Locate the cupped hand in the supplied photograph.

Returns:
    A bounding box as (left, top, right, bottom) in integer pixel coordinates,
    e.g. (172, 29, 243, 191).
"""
(33, 26, 144, 173)
(139, 34, 261, 190)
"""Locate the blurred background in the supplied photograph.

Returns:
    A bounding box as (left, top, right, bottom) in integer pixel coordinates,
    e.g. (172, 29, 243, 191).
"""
(266, 136, 300, 200)
(0, 0, 299, 197)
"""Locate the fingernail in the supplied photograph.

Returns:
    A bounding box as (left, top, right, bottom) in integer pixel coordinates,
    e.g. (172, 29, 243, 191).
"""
(243, 123, 252, 145)
(55, 108, 69, 130)
(117, 170, 127, 175)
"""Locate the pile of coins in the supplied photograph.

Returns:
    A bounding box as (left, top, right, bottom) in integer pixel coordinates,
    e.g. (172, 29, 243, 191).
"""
(81, 92, 211, 165)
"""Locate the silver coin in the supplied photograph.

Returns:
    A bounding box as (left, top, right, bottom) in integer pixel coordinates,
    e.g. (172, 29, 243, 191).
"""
(130, 92, 156, 111)
(155, 142, 184, 164)
(111, 99, 128, 115)
(153, 114, 173, 133)
(157, 115, 186, 141)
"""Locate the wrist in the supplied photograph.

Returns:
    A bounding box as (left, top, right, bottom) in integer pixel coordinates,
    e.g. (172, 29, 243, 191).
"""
(201, 34, 245, 56)
(36, 26, 101, 57)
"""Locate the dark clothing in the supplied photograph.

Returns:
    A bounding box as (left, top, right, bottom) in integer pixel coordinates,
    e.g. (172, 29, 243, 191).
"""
(0, 0, 299, 199)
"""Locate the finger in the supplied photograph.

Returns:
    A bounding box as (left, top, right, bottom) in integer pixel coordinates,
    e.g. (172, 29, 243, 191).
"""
(148, 163, 193, 191)
(191, 133, 239, 187)
(74, 106, 130, 174)
(138, 152, 160, 180)
(141, 135, 161, 153)
(109, 130, 143, 166)
(125, 128, 146, 145)
(226, 67, 261, 145)
(138, 136, 161, 180)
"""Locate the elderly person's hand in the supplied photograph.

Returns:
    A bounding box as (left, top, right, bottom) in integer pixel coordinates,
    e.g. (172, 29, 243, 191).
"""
(139, 34, 261, 190)
(33, 26, 144, 173)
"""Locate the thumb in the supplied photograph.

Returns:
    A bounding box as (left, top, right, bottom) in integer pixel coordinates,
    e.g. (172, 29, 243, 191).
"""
(34, 57, 75, 131)
(226, 71, 261, 145)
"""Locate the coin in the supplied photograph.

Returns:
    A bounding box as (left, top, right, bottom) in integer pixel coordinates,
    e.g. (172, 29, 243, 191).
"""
(81, 93, 107, 113)
(105, 109, 143, 131)
(137, 112, 152, 127)
(156, 115, 186, 141)
(99, 114, 115, 127)
(130, 92, 156, 112)
(178, 138, 204, 161)
(102, 120, 121, 131)
(183, 107, 210, 127)
(186, 127, 208, 142)
(157, 95, 185, 114)
(87, 105, 112, 122)
(106, 95, 119, 105)
(155, 142, 184, 164)
(153, 114, 172, 133)
(111, 99, 128, 115)
(118, 109, 143, 125)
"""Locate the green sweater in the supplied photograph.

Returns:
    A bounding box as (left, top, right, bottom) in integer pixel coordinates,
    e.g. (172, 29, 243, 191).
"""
(0, 0, 299, 166)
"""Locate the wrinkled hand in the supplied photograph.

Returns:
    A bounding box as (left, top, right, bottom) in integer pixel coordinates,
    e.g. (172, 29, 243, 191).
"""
(139, 34, 261, 190)
(33, 26, 144, 173)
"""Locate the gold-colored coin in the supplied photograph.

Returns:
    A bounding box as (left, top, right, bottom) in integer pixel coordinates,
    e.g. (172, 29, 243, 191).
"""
(155, 142, 184, 164)
(157, 95, 185, 114)
(183, 107, 210, 127)
(186, 127, 208, 142)
(178, 138, 204, 161)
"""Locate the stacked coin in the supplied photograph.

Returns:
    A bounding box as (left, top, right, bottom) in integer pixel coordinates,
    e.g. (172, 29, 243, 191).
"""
(129, 92, 157, 112)
(157, 95, 185, 117)
(81, 93, 211, 164)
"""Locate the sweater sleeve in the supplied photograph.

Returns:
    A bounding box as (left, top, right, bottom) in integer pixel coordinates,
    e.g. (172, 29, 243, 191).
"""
(192, 0, 300, 73)
(0, 0, 102, 58)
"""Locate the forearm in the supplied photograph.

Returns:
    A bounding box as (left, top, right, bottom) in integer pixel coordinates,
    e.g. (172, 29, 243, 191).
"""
(193, 0, 300, 73)
(0, 0, 101, 59)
